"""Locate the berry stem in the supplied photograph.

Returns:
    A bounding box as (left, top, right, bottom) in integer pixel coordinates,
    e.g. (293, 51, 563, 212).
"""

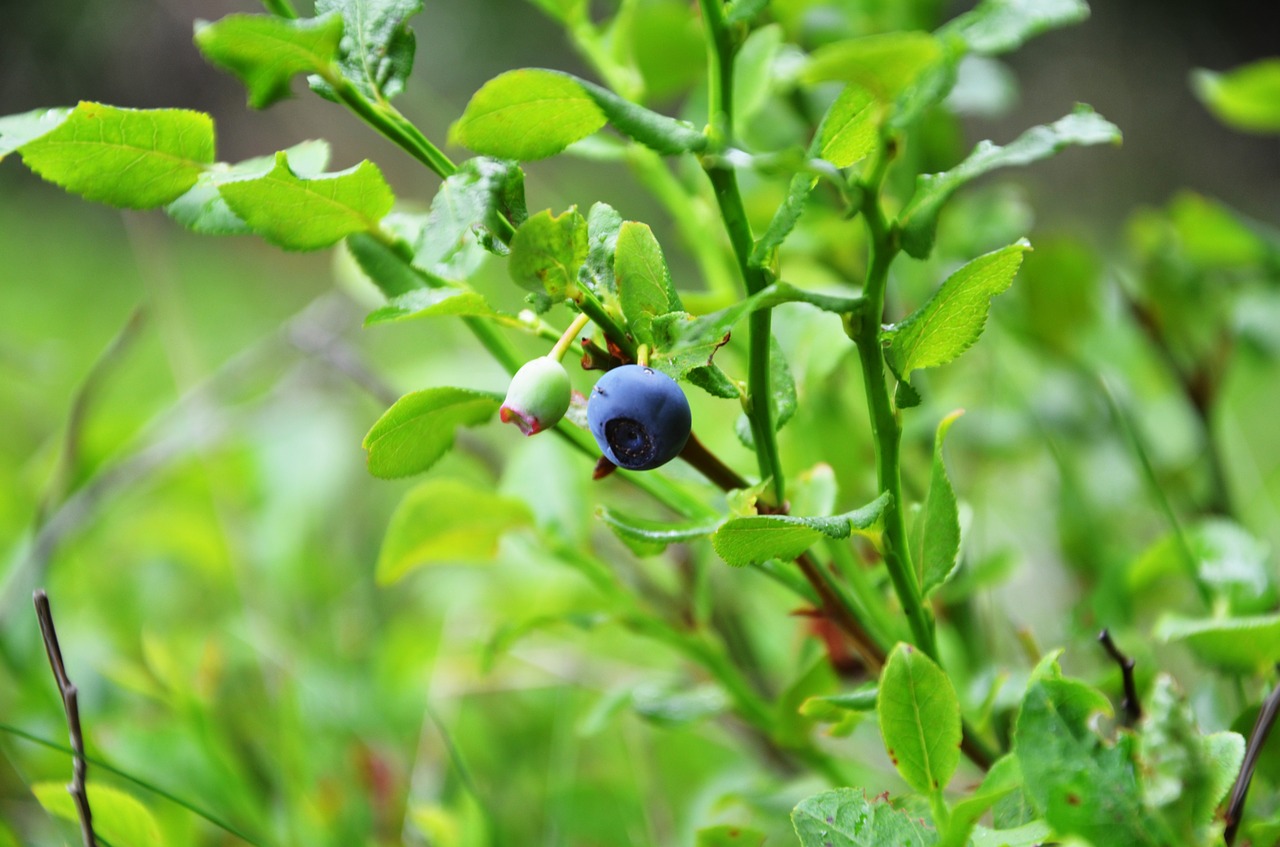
(551, 313, 591, 363)
(636, 343, 651, 367)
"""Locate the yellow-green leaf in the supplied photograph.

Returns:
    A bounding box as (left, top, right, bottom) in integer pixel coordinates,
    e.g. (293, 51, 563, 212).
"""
(450, 69, 606, 161)
(19, 101, 215, 208)
(377, 478, 533, 583)
(887, 240, 1030, 379)
(877, 642, 962, 794)
(195, 13, 343, 108)
(33, 782, 164, 847)
(1192, 59, 1280, 134)
(217, 151, 394, 250)
(363, 387, 501, 479)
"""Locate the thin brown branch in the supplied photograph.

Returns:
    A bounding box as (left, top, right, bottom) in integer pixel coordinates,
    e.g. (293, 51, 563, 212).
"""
(1224, 665, 1280, 846)
(34, 590, 97, 847)
(678, 432, 750, 491)
(796, 552, 884, 671)
(1097, 629, 1142, 726)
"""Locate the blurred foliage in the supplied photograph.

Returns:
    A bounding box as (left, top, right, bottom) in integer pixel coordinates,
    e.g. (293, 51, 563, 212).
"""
(1, 1, 1280, 846)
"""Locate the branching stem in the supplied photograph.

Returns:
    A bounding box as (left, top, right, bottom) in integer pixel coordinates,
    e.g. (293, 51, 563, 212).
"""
(34, 590, 97, 847)
(1097, 628, 1142, 726)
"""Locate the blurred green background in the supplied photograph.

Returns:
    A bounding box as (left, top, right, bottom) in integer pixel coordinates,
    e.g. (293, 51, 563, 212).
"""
(2, 1, 1279, 845)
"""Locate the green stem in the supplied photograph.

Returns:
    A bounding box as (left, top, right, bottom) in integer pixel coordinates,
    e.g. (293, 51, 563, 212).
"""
(551, 313, 591, 362)
(325, 74, 457, 181)
(260, 0, 297, 19)
(695, 0, 734, 146)
(824, 538, 902, 650)
(694, 2, 784, 505)
(575, 286, 637, 360)
(703, 165, 784, 506)
(929, 790, 952, 834)
(851, 162, 936, 660)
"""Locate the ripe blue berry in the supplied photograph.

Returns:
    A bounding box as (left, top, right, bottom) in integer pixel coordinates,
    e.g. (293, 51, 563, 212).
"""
(587, 365, 691, 471)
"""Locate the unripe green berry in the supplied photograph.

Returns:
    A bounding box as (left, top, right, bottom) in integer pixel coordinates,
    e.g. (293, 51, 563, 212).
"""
(500, 356, 571, 436)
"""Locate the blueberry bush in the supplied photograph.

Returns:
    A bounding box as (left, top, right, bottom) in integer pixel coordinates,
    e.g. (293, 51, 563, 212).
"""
(2, 1, 1280, 845)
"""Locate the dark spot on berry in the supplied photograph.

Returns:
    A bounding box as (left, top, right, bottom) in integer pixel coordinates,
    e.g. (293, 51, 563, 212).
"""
(605, 417, 656, 465)
(1066, 793, 1081, 806)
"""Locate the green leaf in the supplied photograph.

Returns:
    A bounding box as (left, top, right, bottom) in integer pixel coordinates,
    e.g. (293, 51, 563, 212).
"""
(803, 32, 945, 102)
(616, 221, 682, 346)
(166, 139, 331, 235)
(571, 75, 706, 155)
(18, 101, 215, 208)
(776, 657, 840, 748)
(33, 782, 164, 847)
(801, 685, 879, 721)
(940, 0, 1091, 57)
(364, 287, 499, 326)
(970, 821, 1052, 847)
(0, 107, 70, 162)
(347, 229, 434, 298)
(416, 157, 526, 275)
(918, 410, 963, 597)
(450, 69, 606, 161)
(1139, 675, 1245, 843)
(217, 151, 393, 250)
(509, 207, 589, 298)
(194, 13, 343, 108)
(819, 85, 881, 168)
(750, 173, 819, 268)
(1202, 732, 1248, 822)
(1166, 191, 1272, 269)
(1015, 678, 1166, 847)
(363, 387, 502, 479)
(581, 202, 624, 295)
(877, 642, 961, 795)
(312, 0, 421, 100)
(598, 507, 722, 556)
(887, 240, 1030, 379)
(939, 755, 1023, 847)
(1154, 612, 1280, 673)
(899, 105, 1120, 257)
(792, 789, 939, 847)
(377, 478, 532, 583)
(736, 336, 796, 449)
(696, 824, 766, 847)
(1129, 518, 1277, 614)
(501, 435, 590, 548)
(734, 25, 784, 127)
(712, 493, 891, 567)
(1192, 59, 1280, 134)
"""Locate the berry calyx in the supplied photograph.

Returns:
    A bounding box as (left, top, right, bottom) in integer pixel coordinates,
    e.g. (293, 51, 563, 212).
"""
(587, 365, 691, 471)
(500, 356, 571, 436)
